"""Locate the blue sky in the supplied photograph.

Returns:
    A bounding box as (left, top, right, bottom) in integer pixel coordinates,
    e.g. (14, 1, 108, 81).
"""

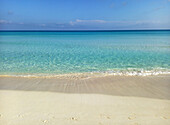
(0, 0, 170, 30)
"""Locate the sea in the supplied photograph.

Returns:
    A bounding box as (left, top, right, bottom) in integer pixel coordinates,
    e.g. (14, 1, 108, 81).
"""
(0, 30, 170, 77)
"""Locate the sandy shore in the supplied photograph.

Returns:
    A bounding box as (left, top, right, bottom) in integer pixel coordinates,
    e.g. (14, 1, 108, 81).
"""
(0, 75, 170, 125)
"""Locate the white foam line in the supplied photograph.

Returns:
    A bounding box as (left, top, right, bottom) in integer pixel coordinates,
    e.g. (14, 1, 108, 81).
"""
(0, 70, 170, 79)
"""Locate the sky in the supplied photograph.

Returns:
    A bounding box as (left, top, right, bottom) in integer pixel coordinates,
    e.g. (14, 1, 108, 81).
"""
(0, 0, 170, 30)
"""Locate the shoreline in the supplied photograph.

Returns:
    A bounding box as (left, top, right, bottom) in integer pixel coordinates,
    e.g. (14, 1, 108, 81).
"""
(0, 69, 170, 79)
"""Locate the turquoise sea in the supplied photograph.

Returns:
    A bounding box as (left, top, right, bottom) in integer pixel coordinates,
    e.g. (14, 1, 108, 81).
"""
(0, 30, 170, 77)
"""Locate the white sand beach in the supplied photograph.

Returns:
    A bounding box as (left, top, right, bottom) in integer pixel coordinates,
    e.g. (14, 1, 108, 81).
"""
(0, 75, 170, 125)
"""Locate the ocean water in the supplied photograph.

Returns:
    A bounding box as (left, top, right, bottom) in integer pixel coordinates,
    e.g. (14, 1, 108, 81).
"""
(0, 31, 170, 77)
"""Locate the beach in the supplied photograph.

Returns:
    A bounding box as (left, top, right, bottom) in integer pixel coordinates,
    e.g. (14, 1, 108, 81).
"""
(0, 75, 170, 125)
(1, 0, 170, 124)
(0, 31, 170, 124)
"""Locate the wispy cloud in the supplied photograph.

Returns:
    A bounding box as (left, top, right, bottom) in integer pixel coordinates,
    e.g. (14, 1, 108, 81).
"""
(122, 1, 128, 6)
(0, 20, 12, 24)
(110, 3, 114, 8)
(110, 1, 128, 9)
(153, 6, 164, 11)
(39, 24, 46, 27)
(0, 19, 162, 26)
(0, 20, 25, 25)
(18, 22, 24, 25)
(135, 21, 161, 25)
(68, 19, 164, 29)
(0, 19, 168, 30)
(8, 11, 14, 15)
(69, 19, 160, 25)
(70, 19, 106, 25)
(69, 19, 138, 26)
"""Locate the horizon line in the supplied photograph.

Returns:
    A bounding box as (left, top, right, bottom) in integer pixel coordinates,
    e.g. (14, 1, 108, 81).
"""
(0, 29, 170, 32)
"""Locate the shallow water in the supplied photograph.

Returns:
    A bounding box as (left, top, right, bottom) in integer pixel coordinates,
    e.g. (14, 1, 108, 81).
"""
(0, 31, 170, 77)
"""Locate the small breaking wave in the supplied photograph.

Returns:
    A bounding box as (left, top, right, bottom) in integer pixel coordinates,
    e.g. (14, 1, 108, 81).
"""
(0, 68, 170, 79)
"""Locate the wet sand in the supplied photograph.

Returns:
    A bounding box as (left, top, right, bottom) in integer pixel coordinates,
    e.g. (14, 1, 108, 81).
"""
(0, 75, 170, 99)
(0, 75, 170, 125)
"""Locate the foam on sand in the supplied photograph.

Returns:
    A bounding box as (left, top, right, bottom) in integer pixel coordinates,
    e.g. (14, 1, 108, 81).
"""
(0, 68, 170, 79)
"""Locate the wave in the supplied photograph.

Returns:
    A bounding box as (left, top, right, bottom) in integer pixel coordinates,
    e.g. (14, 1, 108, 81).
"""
(0, 68, 170, 79)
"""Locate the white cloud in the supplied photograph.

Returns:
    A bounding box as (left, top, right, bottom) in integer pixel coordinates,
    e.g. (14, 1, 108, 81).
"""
(69, 19, 163, 27)
(0, 20, 12, 24)
(76, 19, 106, 23)
(69, 19, 136, 26)
(135, 21, 161, 25)
(69, 21, 74, 26)
(39, 24, 46, 27)
(8, 11, 14, 15)
(70, 19, 106, 25)
(18, 22, 24, 25)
